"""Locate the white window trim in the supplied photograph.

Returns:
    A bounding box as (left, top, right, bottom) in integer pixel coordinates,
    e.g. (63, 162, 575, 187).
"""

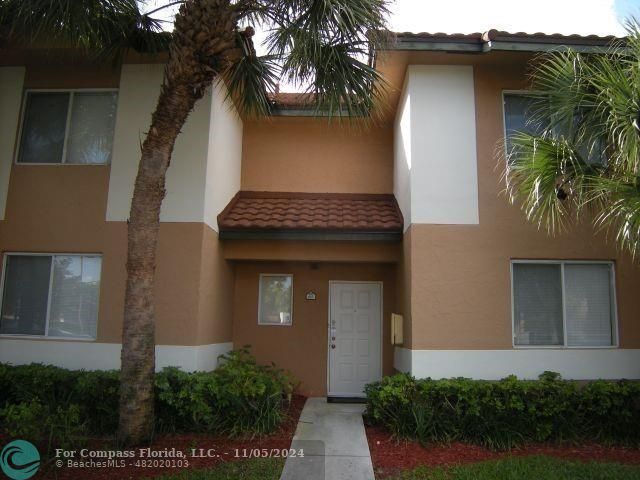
(257, 273, 294, 327)
(510, 259, 619, 350)
(14, 88, 119, 166)
(0, 252, 102, 341)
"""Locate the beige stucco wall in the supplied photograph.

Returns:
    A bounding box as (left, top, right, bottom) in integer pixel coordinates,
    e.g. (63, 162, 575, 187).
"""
(232, 261, 396, 396)
(399, 57, 640, 351)
(0, 60, 236, 352)
(223, 239, 400, 263)
(0, 165, 233, 345)
(241, 117, 393, 194)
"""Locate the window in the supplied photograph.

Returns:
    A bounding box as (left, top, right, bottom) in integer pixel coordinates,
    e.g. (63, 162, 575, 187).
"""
(258, 274, 293, 326)
(18, 90, 118, 164)
(503, 92, 605, 165)
(0, 254, 101, 339)
(512, 261, 617, 347)
(503, 93, 548, 155)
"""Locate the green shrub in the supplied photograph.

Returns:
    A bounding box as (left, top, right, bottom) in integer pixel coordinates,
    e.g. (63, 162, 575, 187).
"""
(0, 348, 296, 448)
(155, 348, 296, 436)
(365, 372, 640, 449)
(2, 400, 87, 450)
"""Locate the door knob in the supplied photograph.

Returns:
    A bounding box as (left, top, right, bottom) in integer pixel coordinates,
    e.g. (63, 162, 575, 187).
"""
(331, 344, 336, 349)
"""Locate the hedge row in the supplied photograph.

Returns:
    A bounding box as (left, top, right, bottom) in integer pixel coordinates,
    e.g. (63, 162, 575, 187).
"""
(364, 372, 640, 449)
(0, 348, 296, 447)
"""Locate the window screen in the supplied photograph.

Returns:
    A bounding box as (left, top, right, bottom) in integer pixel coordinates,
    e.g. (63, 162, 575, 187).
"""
(18, 91, 117, 164)
(564, 264, 614, 347)
(513, 263, 564, 346)
(0, 254, 101, 339)
(512, 261, 616, 347)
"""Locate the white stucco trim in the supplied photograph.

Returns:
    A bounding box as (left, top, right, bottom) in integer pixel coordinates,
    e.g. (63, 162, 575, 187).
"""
(204, 83, 242, 232)
(0, 339, 233, 371)
(394, 347, 640, 380)
(0, 67, 25, 220)
(106, 64, 216, 223)
(393, 79, 412, 231)
(394, 65, 480, 226)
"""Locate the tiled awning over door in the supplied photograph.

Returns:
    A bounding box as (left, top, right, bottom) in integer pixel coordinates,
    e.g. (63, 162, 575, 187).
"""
(217, 191, 403, 241)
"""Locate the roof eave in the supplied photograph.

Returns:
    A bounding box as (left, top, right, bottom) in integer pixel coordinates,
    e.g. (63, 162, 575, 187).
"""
(388, 34, 615, 54)
(218, 229, 403, 242)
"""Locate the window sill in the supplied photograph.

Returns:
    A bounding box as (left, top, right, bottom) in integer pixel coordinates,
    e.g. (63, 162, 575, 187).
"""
(0, 334, 96, 342)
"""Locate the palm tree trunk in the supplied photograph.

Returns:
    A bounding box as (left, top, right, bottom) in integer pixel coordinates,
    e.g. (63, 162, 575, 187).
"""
(116, 0, 238, 446)
(117, 82, 199, 445)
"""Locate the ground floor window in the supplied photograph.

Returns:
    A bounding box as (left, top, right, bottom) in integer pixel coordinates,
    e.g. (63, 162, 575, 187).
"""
(512, 261, 617, 347)
(258, 274, 293, 326)
(0, 254, 101, 339)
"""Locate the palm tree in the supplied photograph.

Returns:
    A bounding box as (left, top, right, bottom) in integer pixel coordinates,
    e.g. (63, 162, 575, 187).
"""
(1, 0, 390, 445)
(502, 22, 640, 260)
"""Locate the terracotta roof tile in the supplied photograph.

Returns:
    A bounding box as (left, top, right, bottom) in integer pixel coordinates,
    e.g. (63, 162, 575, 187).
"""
(392, 30, 617, 43)
(217, 191, 403, 234)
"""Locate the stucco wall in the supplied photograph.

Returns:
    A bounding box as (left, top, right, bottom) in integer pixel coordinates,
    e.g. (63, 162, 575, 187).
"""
(205, 83, 243, 231)
(0, 164, 229, 346)
(399, 65, 479, 225)
(241, 117, 393, 194)
(0, 62, 236, 371)
(0, 67, 25, 220)
(106, 64, 216, 223)
(393, 81, 411, 229)
(232, 261, 396, 396)
(396, 57, 640, 367)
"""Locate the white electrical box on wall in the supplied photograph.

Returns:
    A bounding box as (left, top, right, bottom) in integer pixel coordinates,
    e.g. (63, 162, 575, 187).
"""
(391, 313, 403, 345)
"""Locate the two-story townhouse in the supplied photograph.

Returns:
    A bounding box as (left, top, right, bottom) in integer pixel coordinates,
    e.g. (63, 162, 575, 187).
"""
(1, 30, 639, 398)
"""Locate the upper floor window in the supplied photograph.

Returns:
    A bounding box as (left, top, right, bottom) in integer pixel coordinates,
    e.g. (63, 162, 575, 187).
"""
(17, 90, 118, 165)
(0, 253, 101, 339)
(503, 92, 548, 155)
(503, 92, 605, 165)
(512, 261, 617, 348)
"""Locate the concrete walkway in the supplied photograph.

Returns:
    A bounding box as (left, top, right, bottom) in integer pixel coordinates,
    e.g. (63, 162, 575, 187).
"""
(280, 397, 375, 480)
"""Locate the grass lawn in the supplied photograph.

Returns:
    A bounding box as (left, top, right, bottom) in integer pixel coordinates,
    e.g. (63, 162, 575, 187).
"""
(384, 456, 640, 480)
(154, 457, 285, 479)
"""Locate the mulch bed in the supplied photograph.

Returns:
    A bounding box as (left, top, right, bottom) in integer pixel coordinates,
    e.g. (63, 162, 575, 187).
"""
(36, 395, 306, 480)
(366, 424, 640, 478)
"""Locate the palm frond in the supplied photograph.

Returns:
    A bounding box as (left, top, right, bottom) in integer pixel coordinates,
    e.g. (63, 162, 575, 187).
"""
(221, 51, 279, 118)
(505, 132, 587, 234)
(501, 20, 640, 257)
(0, 0, 170, 56)
(237, 0, 391, 119)
(589, 176, 640, 258)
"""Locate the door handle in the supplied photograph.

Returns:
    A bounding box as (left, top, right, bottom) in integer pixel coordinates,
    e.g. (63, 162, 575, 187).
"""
(330, 344, 336, 349)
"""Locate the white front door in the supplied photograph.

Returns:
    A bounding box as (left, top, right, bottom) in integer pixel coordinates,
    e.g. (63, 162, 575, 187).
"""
(328, 282, 382, 397)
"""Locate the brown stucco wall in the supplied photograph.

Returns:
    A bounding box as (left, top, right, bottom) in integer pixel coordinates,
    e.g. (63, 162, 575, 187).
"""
(397, 228, 412, 348)
(197, 226, 235, 345)
(232, 261, 397, 396)
(0, 166, 233, 346)
(241, 117, 394, 194)
(222, 238, 400, 263)
(400, 58, 640, 350)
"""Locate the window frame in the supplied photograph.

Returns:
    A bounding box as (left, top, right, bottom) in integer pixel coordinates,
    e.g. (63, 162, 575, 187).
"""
(14, 88, 119, 166)
(257, 273, 294, 327)
(510, 259, 619, 349)
(0, 252, 102, 341)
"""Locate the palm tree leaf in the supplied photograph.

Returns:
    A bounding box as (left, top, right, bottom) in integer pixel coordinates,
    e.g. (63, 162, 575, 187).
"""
(0, 0, 170, 56)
